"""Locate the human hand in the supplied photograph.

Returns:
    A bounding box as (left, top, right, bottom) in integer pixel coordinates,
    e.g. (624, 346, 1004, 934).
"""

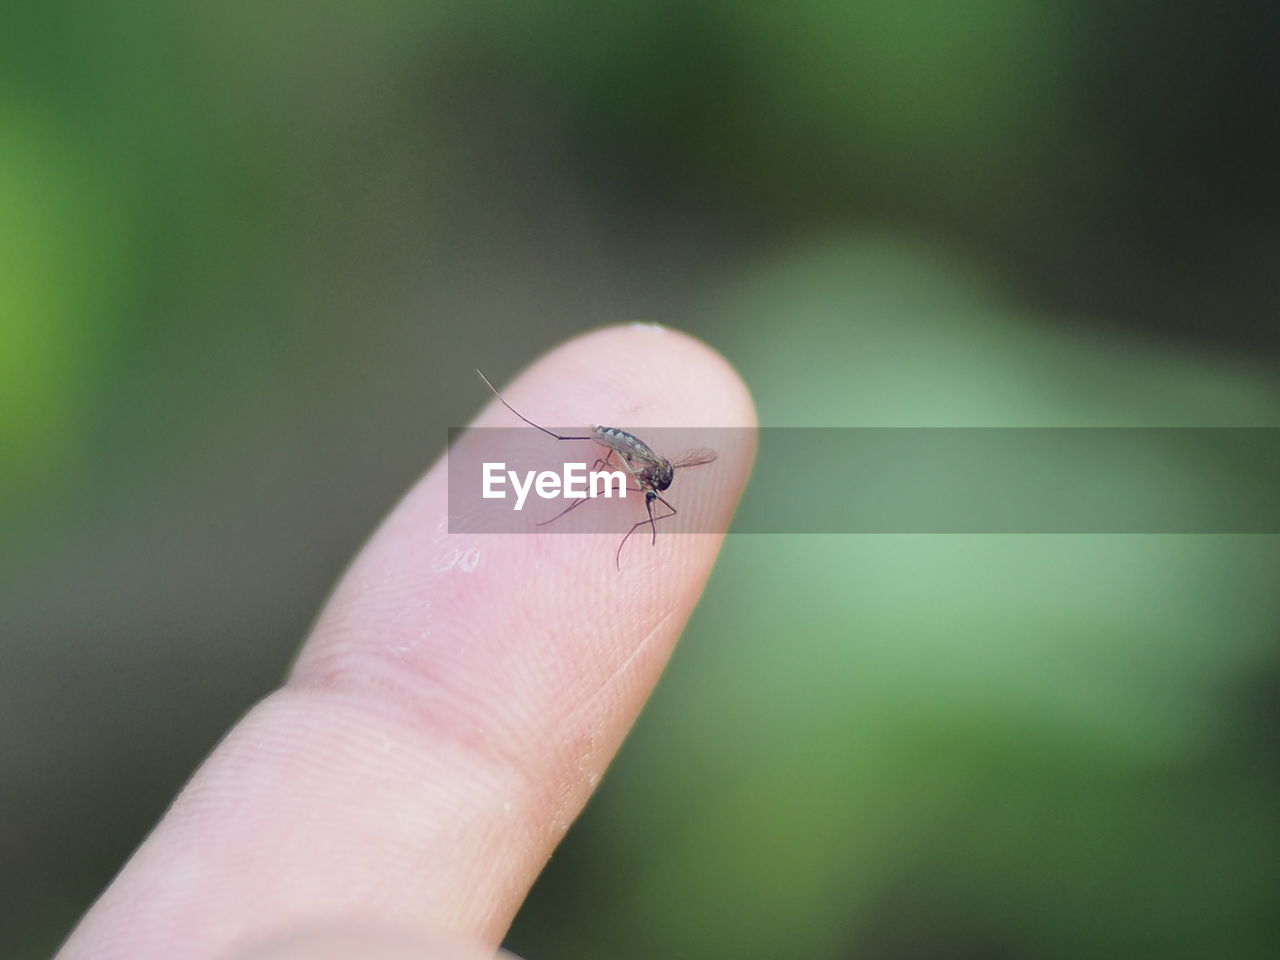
(57, 326, 757, 960)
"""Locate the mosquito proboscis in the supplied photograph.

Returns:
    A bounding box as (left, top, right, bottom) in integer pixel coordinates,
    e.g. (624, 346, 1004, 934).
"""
(476, 369, 717, 569)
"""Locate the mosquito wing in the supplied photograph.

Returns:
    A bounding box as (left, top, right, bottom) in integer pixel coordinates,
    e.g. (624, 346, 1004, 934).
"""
(671, 448, 718, 470)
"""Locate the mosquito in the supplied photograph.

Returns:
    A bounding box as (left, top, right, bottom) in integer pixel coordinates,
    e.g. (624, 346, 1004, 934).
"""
(477, 370, 717, 569)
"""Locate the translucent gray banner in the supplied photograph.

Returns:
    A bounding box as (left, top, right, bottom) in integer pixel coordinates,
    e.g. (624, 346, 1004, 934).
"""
(448, 428, 1280, 534)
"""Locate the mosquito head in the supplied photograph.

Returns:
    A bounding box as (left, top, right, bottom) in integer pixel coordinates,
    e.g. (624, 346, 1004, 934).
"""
(651, 458, 674, 491)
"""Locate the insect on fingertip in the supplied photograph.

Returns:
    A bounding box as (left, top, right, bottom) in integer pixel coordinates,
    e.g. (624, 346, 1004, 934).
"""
(478, 371, 716, 569)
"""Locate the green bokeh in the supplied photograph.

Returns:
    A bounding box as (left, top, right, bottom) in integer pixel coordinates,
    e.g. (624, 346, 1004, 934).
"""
(3, 2, 1276, 958)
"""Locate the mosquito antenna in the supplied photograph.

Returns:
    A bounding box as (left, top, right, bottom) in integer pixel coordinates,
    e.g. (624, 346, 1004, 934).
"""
(476, 369, 593, 442)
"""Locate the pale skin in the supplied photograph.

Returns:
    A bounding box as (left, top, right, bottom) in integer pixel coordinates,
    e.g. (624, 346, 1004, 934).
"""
(57, 326, 758, 960)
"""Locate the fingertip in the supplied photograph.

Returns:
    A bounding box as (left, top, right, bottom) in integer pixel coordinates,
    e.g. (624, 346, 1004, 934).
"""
(63, 327, 755, 960)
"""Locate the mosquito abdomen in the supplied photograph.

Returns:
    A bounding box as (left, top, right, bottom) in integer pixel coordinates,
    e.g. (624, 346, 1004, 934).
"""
(592, 425, 659, 462)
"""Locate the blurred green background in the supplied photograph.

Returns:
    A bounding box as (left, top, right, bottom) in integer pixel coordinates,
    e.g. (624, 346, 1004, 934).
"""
(3, 2, 1278, 958)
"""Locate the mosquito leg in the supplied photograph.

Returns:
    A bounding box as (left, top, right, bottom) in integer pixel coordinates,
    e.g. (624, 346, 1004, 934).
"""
(476, 369, 594, 442)
(536, 495, 590, 527)
(537, 453, 613, 526)
(647, 492, 678, 545)
(614, 496, 679, 570)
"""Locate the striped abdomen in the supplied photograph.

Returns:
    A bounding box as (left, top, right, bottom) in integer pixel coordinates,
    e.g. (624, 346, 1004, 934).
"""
(591, 425, 674, 491)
